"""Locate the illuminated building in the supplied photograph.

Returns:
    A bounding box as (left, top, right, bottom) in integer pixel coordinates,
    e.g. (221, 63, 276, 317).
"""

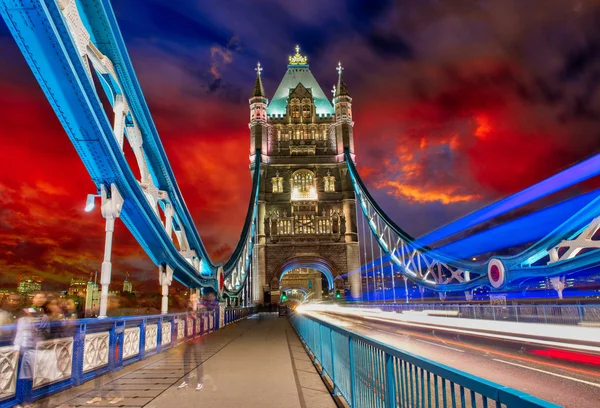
(123, 273, 133, 293)
(85, 272, 100, 317)
(16, 276, 42, 295)
(251, 46, 361, 303)
(68, 276, 88, 297)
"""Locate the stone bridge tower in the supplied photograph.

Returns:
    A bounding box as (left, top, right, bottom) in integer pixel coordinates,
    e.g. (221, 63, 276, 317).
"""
(249, 47, 361, 304)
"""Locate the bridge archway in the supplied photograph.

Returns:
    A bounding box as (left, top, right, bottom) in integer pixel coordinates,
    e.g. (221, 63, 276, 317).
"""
(277, 256, 337, 291)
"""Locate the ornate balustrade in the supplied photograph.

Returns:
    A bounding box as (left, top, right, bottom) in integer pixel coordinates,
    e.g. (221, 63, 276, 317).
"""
(224, 307, 255, 325)
(0, 307, 255, 408)
(268, 214, 344, 241)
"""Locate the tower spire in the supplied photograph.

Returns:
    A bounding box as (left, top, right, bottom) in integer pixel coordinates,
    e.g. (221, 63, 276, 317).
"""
(335, 61, 349, 97)
(252, 62, 265, 97)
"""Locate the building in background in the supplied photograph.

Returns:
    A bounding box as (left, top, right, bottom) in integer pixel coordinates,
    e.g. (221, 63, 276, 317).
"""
(85, 271, 100, 317)
(123, 273, 132, 293)
(16, 276, 42, 295)
(68, 276, 88, 297)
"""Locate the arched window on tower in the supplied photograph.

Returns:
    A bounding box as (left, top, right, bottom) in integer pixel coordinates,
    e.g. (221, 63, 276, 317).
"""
(302, 105, 311, 118)
(291, 170, 316, 201)
(272, 173, 284, 193)
(291, 105, 300, 118)
(324, 172, 336, 193)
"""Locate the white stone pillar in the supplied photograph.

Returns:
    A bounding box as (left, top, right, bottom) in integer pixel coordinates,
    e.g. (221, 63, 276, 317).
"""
(98, 184, 124, 319)
(159, 264, 174, 314)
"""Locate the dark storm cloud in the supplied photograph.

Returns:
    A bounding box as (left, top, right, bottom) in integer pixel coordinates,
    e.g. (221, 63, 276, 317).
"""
(2, 0, 600, 286)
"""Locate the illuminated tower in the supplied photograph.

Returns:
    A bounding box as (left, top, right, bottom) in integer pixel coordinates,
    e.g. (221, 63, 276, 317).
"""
(250, 46, 361, 304)
(85, 271, 100, 317)
(123, 273, 133, 293)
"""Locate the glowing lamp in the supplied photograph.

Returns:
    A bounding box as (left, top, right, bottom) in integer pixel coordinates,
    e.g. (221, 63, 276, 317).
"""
(85, 194, 99, 212)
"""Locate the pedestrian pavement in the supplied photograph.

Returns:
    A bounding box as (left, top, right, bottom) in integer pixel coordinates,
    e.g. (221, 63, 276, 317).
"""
(41, 314, 337, 408)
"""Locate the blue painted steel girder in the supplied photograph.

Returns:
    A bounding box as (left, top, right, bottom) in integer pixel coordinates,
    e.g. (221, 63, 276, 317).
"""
(0, 0, 216, 290)
(74, 0, 217, 270)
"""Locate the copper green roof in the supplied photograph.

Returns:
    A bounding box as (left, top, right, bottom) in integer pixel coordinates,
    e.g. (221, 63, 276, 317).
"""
(267, 65, 334, 116)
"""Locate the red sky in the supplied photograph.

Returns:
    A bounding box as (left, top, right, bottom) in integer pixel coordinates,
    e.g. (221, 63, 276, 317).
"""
(1, 0, 600, 292)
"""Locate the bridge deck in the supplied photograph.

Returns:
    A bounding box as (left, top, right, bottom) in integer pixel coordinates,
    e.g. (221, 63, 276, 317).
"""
(42, 314, 335, 408)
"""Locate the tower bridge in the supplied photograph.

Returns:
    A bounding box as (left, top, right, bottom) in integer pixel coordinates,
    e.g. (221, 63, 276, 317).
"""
(250, 48, 361, 304)
(1, 0, 600, 407)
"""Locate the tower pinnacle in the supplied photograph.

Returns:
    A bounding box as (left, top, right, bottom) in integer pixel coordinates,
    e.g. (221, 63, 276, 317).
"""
(252, 62, 265, 97)
(335, 61, 350, 97)
(288, 45, 308, 65)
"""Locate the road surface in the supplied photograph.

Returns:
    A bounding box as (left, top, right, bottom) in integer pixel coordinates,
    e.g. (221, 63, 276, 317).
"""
(309, 310, 600, 408)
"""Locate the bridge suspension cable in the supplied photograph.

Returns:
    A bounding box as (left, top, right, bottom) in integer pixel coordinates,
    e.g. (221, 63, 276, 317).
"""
(346, 149, 600, 293)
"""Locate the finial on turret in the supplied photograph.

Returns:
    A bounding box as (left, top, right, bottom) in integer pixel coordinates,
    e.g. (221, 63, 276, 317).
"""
(335, 61, 350, 97)
(331, 85, 336, 97)
(252, 61, 265, 97)
(289, 45, 308, 65)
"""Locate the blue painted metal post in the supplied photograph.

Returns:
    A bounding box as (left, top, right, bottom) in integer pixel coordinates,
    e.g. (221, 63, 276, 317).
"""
(156, 316, 163, 353)
(71, 323, 85, 386)
(349, 336, 356, 407)
(139, 319, 147, 360)
(113, 321, 125, 371)
(330, 328, 339, 395)
(319, 325, 324, 375)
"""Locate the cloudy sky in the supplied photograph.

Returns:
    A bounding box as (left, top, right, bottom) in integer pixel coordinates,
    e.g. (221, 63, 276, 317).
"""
(1, 0, 599, 291)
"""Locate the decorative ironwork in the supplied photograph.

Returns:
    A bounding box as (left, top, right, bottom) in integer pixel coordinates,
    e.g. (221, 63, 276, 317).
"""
(161, 322, 172, 345)
(33, 337, 74, 388)
(83, 332, 109, 373)
(288, 45, 308, 65)
(0, 346, 19, 399)
(145, 324, 158, 351)
(187, 318, 194, 337)
(548, 216, 600, 263)
(290, 141, 316, 156)
(123, 327, 140, 359)
(176, 319, 185, 340)
(196, 317, 202, 334)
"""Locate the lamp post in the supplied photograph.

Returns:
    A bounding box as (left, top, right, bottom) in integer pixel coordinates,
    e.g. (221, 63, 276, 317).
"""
(86, 184, 124, 318)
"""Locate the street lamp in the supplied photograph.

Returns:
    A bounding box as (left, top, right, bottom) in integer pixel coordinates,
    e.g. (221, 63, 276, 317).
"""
(85, 184, 124, 318)
(85, 194, 100, 212)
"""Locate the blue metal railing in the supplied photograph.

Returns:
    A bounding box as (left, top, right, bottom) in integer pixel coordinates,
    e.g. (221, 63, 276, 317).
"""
(0, 307, 253, 407)
(290, 313, 560, 408)
(352, 302, 600, 326)
(224, 307, 255, 325)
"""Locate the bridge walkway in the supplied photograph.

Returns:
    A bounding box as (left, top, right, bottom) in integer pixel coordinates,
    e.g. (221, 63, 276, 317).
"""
(42, 314, 336, 408)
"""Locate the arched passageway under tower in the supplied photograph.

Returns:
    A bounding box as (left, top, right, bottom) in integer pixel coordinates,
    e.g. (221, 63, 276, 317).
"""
(280, 269, 327, 301)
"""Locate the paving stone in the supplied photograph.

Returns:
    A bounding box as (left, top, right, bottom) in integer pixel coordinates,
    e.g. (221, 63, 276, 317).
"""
(40, 315, 335, 408)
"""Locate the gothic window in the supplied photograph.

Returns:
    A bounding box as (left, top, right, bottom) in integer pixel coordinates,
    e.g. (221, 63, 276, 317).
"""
(291, 105, 300, 118)
(291, 169, 316, 201)
(272, 176, 283, 193)
(294, 214, 315, 234)
(324, 174, 336, 192)
(302, 105, 311, 118)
